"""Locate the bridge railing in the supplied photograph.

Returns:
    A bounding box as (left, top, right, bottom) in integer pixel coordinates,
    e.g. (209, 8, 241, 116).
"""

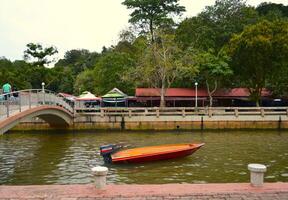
(0, 89, 73, 119)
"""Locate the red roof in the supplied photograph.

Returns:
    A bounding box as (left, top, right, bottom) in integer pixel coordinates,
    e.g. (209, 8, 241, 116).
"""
(214, 88, 271, 97)
(136, 88, 208, 97)
(136, 88, 271, 98)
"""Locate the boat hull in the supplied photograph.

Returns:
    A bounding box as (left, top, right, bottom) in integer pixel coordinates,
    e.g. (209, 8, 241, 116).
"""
(111, 143, 204, 164)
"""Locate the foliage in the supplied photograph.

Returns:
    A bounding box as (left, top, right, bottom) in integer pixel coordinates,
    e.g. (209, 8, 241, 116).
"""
(74, 70, 96, 95)
(122, 0, 185, 42)
(127, 30, 197, 107)
(228, 20, 288, 106)
(48, 66, 75, 94)
(55, 49, 100, 75)
(91, 52, 136, 95)
(176, 0, 258, 51)
(24, 43, 58, 66)
(193, 50, 232, 107)
(1, 0, 288, 104)
(257, 2, 288, 18)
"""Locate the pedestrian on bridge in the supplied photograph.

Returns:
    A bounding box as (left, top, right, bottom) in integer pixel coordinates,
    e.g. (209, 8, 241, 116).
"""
(2, 82, 11, 100)
(12, 85, 19, 98)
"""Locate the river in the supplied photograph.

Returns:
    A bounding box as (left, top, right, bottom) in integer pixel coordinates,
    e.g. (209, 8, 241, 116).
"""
(0, 130, 287, 185)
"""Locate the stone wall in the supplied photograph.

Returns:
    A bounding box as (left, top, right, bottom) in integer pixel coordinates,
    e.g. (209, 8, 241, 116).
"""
(12, 113, 288, 131)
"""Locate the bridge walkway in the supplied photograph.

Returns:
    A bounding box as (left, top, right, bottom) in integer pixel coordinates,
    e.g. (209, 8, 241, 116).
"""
(0, 89, 74, 134)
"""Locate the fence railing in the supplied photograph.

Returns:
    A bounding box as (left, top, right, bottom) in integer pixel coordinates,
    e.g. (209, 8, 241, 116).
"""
(0, 89, 73, 119)
(75, 106, 288, 118)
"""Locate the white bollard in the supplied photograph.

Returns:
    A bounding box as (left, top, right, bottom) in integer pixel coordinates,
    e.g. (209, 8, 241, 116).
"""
(91, 166, 108, 189)
(248, 163, 267, 187)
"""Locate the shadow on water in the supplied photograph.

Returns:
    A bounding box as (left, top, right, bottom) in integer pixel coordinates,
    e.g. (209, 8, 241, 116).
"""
(1, 131, 73, 184)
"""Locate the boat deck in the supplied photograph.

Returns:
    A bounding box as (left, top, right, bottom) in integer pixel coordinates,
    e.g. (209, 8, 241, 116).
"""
(112, 143, 202, 158)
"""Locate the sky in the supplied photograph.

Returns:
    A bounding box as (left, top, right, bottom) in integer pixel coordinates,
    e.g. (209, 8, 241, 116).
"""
(0, 0, 287, 62)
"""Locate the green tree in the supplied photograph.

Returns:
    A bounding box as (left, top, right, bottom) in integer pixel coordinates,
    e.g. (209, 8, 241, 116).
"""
(46, 66, 75, 93)
(55, 49, 100, 75)
(122, 0, 185, 42)
(128, 30, 197, 107)
(194, 50, 232, 107)
(257, 2, 288, 18)
(92, 52, 136, 95)
(24, 43, 58, 66)
(228, 20, 288, 106)
(176, 0, 258, 51)
(74, 70, 96, 95)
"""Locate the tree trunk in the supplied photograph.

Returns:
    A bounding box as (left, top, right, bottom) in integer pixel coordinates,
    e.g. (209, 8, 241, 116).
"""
(250, 87, 262, 107)
(255, 88, 261, 107)
(209, 95, 213, 107)
(149, 19, 154, 43)
(160, 84, 166, 108)
(206, 80, 218, 107)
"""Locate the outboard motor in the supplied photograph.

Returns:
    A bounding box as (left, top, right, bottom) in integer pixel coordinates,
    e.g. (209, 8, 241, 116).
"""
(100, 144, 122, 163)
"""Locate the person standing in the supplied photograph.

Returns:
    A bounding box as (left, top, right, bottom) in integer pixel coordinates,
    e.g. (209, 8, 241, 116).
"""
(2, 82, 12, 100)
(12, 85, 19, 98)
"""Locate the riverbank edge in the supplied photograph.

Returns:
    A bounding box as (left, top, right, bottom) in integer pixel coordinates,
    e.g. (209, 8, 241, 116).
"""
(0, 183, 287, 199)
(12, 120, 287, 131)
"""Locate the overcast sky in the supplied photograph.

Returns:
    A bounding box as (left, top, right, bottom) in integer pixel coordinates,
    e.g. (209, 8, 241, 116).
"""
(0, 0, 287, 61)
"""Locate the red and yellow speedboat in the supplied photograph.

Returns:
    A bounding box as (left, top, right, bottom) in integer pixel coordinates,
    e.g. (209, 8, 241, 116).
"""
(100, 143, 204, 164)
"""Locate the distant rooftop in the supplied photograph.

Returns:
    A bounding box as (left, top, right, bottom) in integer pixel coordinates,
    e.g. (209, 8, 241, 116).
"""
(135, 88, 271, 98)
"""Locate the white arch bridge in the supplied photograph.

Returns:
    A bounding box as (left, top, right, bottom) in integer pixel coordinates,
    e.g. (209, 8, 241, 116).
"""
(0, 89, 74, 134)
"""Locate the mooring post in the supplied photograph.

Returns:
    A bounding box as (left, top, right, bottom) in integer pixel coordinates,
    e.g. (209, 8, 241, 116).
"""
(91, 166, 108, 189)
(248, 163, 267, 187)
(278, 116, 282, 131)
(201, 116, 204, 131)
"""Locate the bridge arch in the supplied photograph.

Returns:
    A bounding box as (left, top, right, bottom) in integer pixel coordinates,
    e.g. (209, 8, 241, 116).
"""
(0, 106, 73, 134)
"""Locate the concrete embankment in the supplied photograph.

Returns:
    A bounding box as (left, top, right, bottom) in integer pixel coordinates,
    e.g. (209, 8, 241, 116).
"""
(0, 183, 287, 200)
(12, 113, 288, 131)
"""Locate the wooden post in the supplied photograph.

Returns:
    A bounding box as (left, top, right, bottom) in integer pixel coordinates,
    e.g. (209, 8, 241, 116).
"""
(128, 108, 132, 118)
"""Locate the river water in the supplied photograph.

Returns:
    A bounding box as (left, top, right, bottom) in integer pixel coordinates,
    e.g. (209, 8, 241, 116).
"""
(0, 130, 287, 185)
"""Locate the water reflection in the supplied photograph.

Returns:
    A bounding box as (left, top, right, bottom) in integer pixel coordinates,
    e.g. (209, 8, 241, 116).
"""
(0, 130, 287, 185)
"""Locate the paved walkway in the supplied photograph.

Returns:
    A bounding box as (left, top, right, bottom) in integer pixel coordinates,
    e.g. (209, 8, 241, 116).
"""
(0, 183, 287, 200)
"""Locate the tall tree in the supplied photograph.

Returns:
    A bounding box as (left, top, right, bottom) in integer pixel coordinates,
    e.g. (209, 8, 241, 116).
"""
(228, 20, 288, 106)
(55, 49, 100, 75)
(257, 2, 288, 18)
(24, 43, 58, 66)
(194, 50, 232, 107)
(92, 51, 136, 95)
(176, 0, 258, 51)
(74, 70, 96, 95)
(122, 0, 185, 42)
(128, 30, 197, 107)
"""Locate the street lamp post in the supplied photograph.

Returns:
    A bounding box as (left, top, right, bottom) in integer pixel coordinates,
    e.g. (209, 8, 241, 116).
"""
(41, 82, 45, 104)
(41, 82, 45, 93)
(195, 82, 198, 110)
